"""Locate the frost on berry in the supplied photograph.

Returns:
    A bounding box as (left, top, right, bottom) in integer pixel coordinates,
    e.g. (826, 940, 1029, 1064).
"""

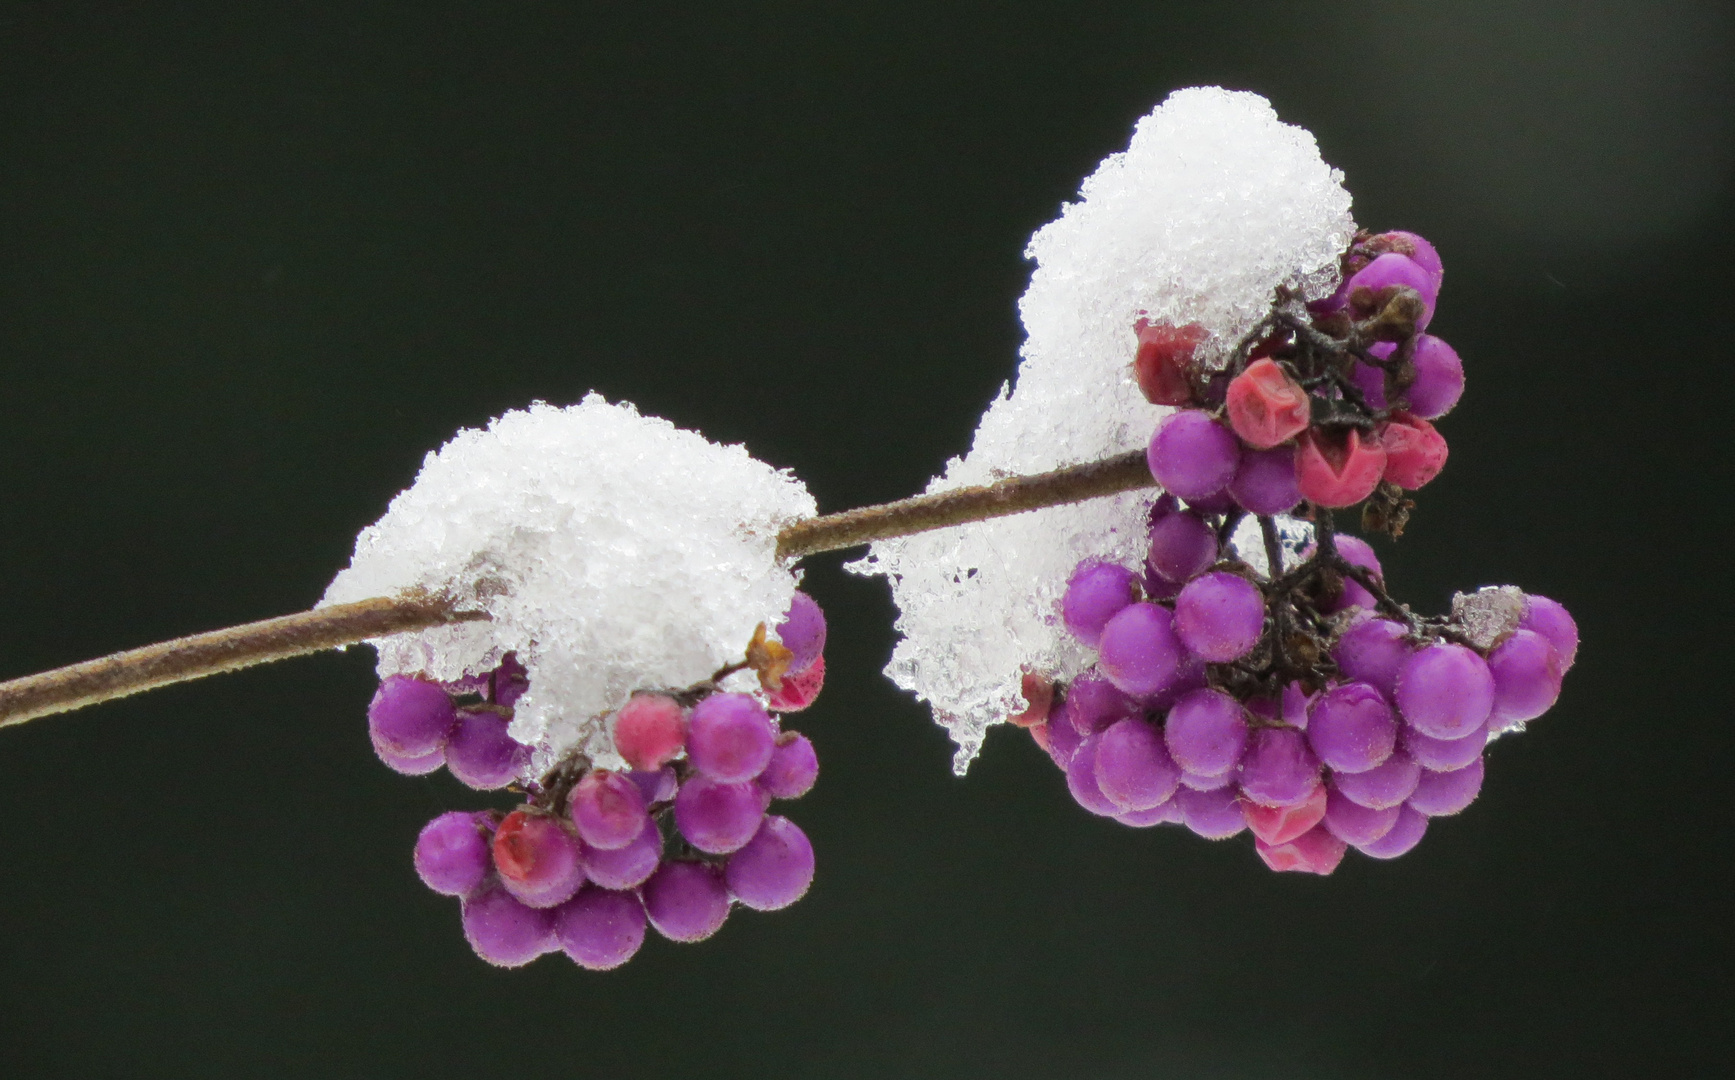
(848, 87, 1354, 771)
(322, 394, 816, 776)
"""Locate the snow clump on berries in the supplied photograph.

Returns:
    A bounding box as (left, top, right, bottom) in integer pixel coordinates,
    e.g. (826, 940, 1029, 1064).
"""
(850, 87, 1355, 772)
(322, 394, 817, 773)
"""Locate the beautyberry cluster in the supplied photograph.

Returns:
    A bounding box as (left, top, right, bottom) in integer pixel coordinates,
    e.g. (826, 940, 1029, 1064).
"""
(378, 592, 826, 968)
(1137, 229, 1462, 522)
(1012, 231, 1576, 873)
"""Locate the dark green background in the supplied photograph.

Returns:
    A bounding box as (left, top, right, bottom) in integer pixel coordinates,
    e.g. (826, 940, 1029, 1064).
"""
(1, 3, 1730, 1077)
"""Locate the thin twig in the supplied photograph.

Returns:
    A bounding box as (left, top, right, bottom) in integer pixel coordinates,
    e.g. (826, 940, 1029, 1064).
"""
(0, 449, 1160, 731)
(0, 594, 486, 731)
(774, 450, 1154, 559)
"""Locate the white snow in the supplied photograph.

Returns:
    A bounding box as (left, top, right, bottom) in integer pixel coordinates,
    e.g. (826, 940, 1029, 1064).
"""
(849, 87, 1356, 772)
(322, 394, 816, 774)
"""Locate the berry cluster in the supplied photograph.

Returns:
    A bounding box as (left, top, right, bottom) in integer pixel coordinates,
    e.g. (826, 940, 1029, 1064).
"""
(375, 592, 827, 968)
(1012, 230, 1577, 873)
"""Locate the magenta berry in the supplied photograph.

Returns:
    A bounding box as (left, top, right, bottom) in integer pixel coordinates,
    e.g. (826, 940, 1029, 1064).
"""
(641, 861, 731, 943)
(1146, 410, 1241, 502)
(554, 886, 647, 971)
(1062, 559, 1143, 647)
(414, 811, 494, 897)
(776, 590, 827, 674)
(462, 880, 556, 968)
(1396, 643, 1496, 739)
(492, 810, 586, 909)
(1306, 682, 1397, 774)
(1163, 688, 1248, 777)
(674, 775, 768, 854)
(1174, 571, 1265, 662)
(758, 732, 819, 799)
(569, 770, 651, 851)
(725, 815, 815, 911)
(687, 693, 777, 782)
(446, 711, 531, 790)
(368, 675, 457, 758)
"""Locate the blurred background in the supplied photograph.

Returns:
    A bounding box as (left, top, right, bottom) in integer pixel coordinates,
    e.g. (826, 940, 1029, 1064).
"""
(1, 2, 1730, 1077)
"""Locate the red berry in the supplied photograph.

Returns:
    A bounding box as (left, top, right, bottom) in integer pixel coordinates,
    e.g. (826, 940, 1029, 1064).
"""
(613, 693, 687, 771)
(1225, 359, 1311, 449)
(1241, 782, 1327, 845)
(1254, 823, 1347, 875)
(1005, 672, 1054, 728)
(1295, 427, 1387, 507)
(1132, 321, 1207, 406)
(1377, 411, 1449, 489)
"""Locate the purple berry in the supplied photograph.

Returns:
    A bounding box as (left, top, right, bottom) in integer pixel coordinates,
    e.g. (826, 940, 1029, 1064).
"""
(1346, 252, 1437, 328)
(688, 693, 777, 783)
(1095, 717, 1182, 812)
(674, 775, 768, 855)
(373, 738, 446, 776)
(1321, 786, 1399, 846)
(1164, 688, 1249, 777)
(1174, 571, 1265, 662)
(553, 886, 647, 970)
(1062, 560, 1143, 647)
(1096, 603, 1185, 699)
(1179, 768, 1234, 792)
(1228, 445, 1301, 515)
(1176, 786, 1247, 839)
(1519, 594, 1578, 672)
(776, 590, 827, 674)
(1146, 509, 1217, 584)
(628, 766, 679, 805)
(445, 711, 532, 790)
(1147, 410, 1241, 502)
(758, 732, 819, 799)
(1330, 750, 1422, 810)
(1239, 727, 1322, 808)
(1038, 705, 1083, 770)
(1375, 230, 1443, 287)
(1060, 672, 1138, 736)
(1407, 335, 1465, 419)
(581, 819, 663, 890)
(1407, 758, 1484, 817)
(1487, 629, 1564, 730)
(462, 881, 556, 967)
(1064, 734, 1121, 817)
(1355, 804, 1428, 859)
(725, 815, 815, 911)
(1402, 720, 1488, 773)
(1396, 643, 1495, 739)
(368, 676, 457, 758)
(492, 810, 586, 909)
(641, 861, 731, 943)
(1307, 682, 1398, 774)
(1115, 799, 1183, 827)
(414, 811, 494, 897)
(570, 770, 651, 851)
(490, 655, 531, 708)
(1332, 617, 1412, 699)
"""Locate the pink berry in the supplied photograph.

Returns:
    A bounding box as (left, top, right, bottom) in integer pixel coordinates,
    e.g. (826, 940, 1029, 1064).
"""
(1295, 427, 1387, 508)
(1378, 411, 1449, 489)
(1255, 824, 1347, 875)
(1225, 358, 1311, 449)
(612, 693, 687, 772)
(1242, 782, 1327, 845)
(767, 655, 826, 712)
